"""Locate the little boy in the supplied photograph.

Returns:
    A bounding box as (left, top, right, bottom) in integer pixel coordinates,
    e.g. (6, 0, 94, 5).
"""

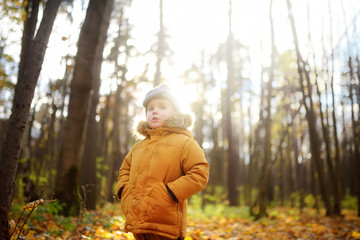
(115, 84, 210, 240)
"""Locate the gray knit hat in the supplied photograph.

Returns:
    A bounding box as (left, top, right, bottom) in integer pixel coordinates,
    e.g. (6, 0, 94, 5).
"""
(143, 84, 180, 112)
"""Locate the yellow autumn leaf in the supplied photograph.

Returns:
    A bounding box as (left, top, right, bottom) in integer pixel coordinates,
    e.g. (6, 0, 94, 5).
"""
(22, 199, 56, 211)
(352, 231, 360, 238)
(102, 231, 113, 238)
(184, 236, 193, 240)
(123, 232, 135, 239)
(25, 229, 36, 238)
(7, 219, 16, 237)
(23, 199, 44, 211)
(94, 227, 104, 236)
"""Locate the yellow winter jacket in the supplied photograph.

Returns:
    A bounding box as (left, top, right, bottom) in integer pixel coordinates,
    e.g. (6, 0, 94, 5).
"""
(115, 113, 209, 239)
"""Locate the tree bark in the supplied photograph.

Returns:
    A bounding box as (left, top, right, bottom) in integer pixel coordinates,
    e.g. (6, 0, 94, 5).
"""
(18, 0, 40, 81)
(55, 0, 113, 215)
(257, 0, 276, 218)
(0, 0, 61, 238)
(80, 0, 114, 210)
(18, 0, 40, 204)
(328, 0, 342, 214)
(226, 0, 238, 206)
(21, 105, 36, 202)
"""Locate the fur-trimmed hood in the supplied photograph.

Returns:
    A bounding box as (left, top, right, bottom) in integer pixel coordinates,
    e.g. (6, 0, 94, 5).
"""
(136, 113, 193, 139)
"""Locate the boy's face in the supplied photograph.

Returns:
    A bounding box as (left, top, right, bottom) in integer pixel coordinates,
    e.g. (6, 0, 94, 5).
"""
(146, 98, 174, 129)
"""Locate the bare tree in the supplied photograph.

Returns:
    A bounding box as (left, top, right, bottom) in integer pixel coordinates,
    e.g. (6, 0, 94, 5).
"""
(305, 1, 342, 215)
(286, 0, 333, 215)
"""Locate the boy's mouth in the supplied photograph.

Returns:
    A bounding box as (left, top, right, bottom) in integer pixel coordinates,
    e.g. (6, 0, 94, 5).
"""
(152, 117, 159, 121)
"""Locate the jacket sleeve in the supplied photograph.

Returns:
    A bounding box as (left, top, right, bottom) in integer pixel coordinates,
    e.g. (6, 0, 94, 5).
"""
(115, 149, 133, 200)
(167, 138, 210, 203)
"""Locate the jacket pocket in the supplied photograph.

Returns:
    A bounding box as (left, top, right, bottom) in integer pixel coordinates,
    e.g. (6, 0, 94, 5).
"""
(145, 182, 179, 226)
(120, 184, 131, 217)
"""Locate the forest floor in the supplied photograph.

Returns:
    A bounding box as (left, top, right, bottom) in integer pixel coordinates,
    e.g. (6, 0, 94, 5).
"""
(8, 200, 360, 240)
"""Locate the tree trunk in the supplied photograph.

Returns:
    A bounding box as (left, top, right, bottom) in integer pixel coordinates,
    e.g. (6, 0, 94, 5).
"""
(18, 0, 40, 204)
(99, 93, 111, 159)
(288, 119, 296, 207)
(286, 0, 333, 215)
(97, 93, 111, 200)
(348, 56, 360, 216)
(250, 55, 266, 216)
(55, 0, 113, 216)
(355, 56, 360, 217)
(209, 118, 223, 187)
(154, 0, 164, 86)
(56, 55, 73, 158)
(104, 8, 131, 202)
(18, 0, 40, 82)
(226, 0, 238, 206)
(257, 0, 276, 217)
(340, 100, 353, 195)
(0, 0, 61, 238)
(45, 96, 57, 189)
(311, 159, 320, 211)
(289, 91, 302, 208)
(328, 0, 342, 214)
(279, 141, 285, 206)
(247, 105, 253, 207)
(329, 60, 342, 214)
(106, 84, 122, 202)
(80, 0, 114, 210)
(21, 106, 37, 202)
(253, 128, 286, 219)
